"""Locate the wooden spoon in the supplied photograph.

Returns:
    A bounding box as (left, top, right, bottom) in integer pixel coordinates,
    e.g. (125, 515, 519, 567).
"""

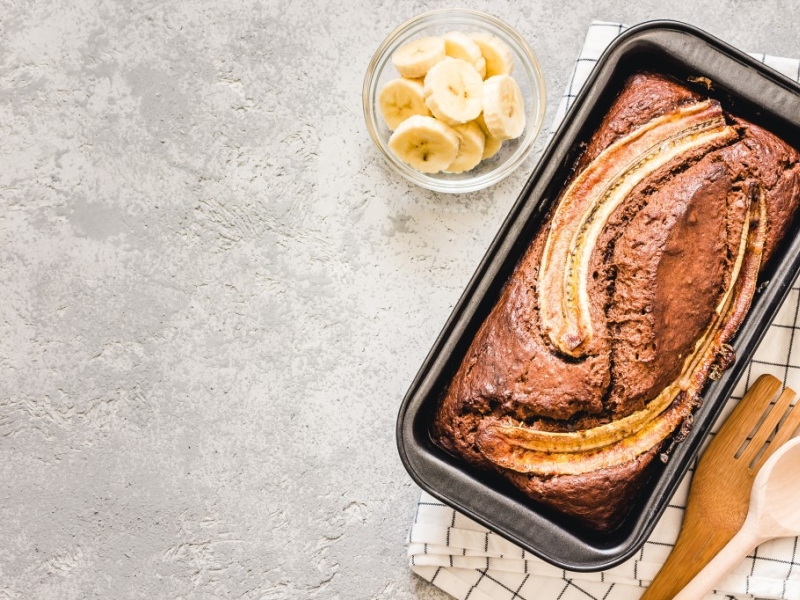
(642, 374, 800, 599)
(674, 436, 800, 599)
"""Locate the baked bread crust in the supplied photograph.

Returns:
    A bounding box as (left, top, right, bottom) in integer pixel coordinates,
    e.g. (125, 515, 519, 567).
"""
(432, 73, 800, 532)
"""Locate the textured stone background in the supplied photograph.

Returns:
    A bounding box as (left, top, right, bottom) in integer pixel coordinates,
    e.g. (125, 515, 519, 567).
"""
(2, 1, 800, 598)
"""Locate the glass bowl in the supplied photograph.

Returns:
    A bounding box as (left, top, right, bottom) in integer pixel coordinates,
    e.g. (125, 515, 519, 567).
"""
(363, 8, 547, 194)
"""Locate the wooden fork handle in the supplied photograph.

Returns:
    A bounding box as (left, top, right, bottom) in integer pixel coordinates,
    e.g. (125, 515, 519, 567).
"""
(673, 521, 761, 600)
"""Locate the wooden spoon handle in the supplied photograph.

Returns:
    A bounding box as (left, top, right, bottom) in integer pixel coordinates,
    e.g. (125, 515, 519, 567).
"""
(640, 526, 721, 599)
(673, 523, 760, 600)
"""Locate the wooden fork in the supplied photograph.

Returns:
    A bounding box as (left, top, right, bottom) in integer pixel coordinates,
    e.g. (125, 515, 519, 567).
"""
(641, 374, 800, 600)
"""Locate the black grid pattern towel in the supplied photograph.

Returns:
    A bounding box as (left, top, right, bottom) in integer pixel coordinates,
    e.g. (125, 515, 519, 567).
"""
(408, 21, 800, 600)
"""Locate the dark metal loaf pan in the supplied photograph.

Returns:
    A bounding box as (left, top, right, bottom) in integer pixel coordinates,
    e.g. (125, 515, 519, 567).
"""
(396, 20, 800, 571)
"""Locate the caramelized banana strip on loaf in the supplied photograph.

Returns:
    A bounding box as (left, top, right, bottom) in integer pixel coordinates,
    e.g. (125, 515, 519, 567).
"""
(539, 101, 737, 357)
(476, 190, 766, 476)
(684, 187, 767, 391)
(477, 396, 696, 476)
(482, 184, 755, 454)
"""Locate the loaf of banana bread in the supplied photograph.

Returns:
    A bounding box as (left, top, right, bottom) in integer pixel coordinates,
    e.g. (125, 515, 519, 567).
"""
(433, 72, 800, 532)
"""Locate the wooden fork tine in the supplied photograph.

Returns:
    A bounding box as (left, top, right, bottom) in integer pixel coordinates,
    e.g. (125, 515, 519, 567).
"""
(711, 375, 781, 451)
(753, 391, 800, 472)
(741, 388, 797, 464)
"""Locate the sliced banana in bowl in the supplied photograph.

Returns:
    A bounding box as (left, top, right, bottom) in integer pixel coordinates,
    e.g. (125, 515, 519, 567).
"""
(445, 122, 486, 174)
(443, 31, 487, 78)
(470, 32, 515, 78)
(388, 115, 460, 173)
(392, 36, 446, 79)
(424, 58, 484, 126)
(363, 8, 546, 192)
(384, 38, 522, 174)
(379, 78, 431, 130)
(483, 74, 526, 140)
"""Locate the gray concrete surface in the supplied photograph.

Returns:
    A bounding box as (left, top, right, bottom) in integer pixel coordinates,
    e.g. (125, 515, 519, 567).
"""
(2, 0, 800, 598)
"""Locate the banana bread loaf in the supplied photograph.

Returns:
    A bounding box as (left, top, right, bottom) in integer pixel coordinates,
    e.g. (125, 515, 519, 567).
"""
(432, 72, 800, 532)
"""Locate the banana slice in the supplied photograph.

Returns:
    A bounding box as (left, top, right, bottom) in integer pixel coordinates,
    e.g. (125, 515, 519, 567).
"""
(470, 32, 514, 78)
(475, 57, 487, 79)
(378, 77, 431, 130)
(445, 121, 485, 173)
(424, 58, 484, 126)
(474, 114, 503, 159)
(443, 31, 486, 78)
(392, 36, 446, 79)
(482, 75, 526, 140)
(482, 134, 502, 160)
(388, 115, 459, 173)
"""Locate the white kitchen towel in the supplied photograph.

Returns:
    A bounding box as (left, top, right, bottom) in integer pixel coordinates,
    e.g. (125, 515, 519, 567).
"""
(408, 21, 800, 600)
